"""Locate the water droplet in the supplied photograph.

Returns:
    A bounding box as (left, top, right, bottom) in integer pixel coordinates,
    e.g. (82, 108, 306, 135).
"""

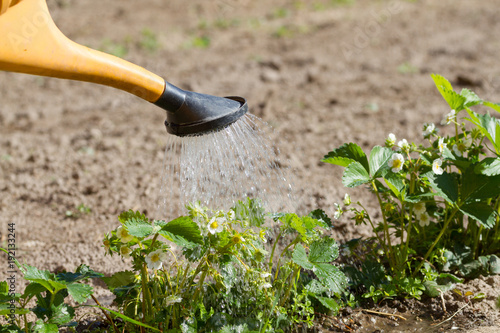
(156, 114, 296, 219)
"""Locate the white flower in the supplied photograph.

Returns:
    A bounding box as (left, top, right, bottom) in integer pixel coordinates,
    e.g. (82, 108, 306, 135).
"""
(119, 245, 132, 257)
(227, 209, 235, 220)
(333, 203, 343, 219)
(116, 226, 134, 243)
(418, 212, 431, 227)
(385, 133, 396, 147)
(441, 109, 456, 125)
(262, 283, 272, 289)
(397, 139, 410, 152)
(452, 139, 471, 157)
(432, 158, 444, 175)
(145, 249, 167, 271)
(388, 153, 405, 173)
(207, 217, 224, 234)
(260, 272, 272, 279)
(413, 202, 426, 218)
(343, 193, 351, 206)
(423, 123, 436, 138)
(438, 137, 447, 154)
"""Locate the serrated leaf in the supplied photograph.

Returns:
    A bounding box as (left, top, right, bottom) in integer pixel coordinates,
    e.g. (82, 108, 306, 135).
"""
(101, 271, 135, 291)
(461, 168, 500, 201)
(426, 172, 459, 204)
(322, 142, 369, 171)
(483, 101, 500, 113)
(160, 217, 203, 245)
(369, 146, 393, 178)
(57, 265, 103, 284)
(21, 282, 47, 300)
(314, 263, 348, 294)
(342, 161, 370, 188)
(309, 238, 339, 263)
(123, 218, 153, 238)
(33, 320, 58, 333)
(431, 74, 466, 111)
(308, 209, 332, 228)
(384, 172, 405, 198)
(118, 210, 148, 224)
(23, 266, 66, 294)
(66, 283, 93, 304)
(48, 303, 74, 325)
(466, 110, 500, 154)
(460, 88, 482, 108)
(292, 244, 314, 270)
(460, 202, 496, 229)
(314, 296, 340, 312)
(475, 158, 500, 176)
(431, 73, 454, 92)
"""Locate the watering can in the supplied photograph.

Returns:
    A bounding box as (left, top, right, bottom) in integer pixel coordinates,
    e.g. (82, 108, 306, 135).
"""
(0, 0, 247, 136)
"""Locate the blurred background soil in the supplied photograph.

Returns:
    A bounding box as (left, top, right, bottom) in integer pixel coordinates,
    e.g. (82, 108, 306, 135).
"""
(1, 0, 499, 331)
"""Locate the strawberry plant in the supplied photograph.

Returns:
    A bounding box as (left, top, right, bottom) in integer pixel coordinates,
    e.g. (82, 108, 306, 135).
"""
(324, 74, 500, 301)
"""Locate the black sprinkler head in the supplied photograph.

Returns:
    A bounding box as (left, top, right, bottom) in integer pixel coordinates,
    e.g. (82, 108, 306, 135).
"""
(153, 81, 248, 136)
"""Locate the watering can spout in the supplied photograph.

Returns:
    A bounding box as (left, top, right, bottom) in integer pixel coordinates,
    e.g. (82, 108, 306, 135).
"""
(0, 0, 247, 136)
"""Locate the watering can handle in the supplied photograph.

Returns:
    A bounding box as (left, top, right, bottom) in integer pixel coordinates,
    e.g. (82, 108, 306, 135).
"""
(0, 0, 165, 102)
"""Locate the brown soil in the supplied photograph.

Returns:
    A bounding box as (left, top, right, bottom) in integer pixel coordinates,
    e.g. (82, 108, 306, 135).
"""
(1, 0, 500, 331)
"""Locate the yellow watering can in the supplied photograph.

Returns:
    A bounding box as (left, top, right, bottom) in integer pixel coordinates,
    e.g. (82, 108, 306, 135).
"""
(0, 0, 247, 136)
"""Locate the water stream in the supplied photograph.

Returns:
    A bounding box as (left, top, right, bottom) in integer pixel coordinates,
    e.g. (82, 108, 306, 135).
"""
(156, 113, 295, 219)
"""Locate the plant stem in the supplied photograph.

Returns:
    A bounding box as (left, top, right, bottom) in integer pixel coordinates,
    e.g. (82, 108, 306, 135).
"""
(372, 181, 396, 270)
(280, 266, 300, 307)
(269, 230, 283, 271)
(91, 294, 119, 333)
(413, 208, 458, 276)
(274, 236, 300, 281)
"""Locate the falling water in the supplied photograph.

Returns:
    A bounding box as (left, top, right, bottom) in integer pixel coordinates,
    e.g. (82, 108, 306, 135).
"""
(156, 113, 295, 219)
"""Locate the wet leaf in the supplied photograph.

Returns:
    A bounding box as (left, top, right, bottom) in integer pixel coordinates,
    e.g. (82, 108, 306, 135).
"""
(322, 142, 368, 171)
(342, 161, 370, 188)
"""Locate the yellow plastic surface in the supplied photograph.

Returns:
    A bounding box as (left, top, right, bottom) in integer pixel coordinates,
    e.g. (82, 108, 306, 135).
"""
(0, 0, 165, 102)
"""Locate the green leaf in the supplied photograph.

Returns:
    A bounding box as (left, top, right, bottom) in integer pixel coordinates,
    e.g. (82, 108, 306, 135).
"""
(292, 242, 347, 294)
(0, 304, 30, 315)
(23, 266, 66, 294)
(313, 296, 340, 312)
(48, 303, 74, 325)
(466, 110, 500, 154)
(460, 202, 496, 229)
(123, 219, 153, 238)
(342, 161, 370, 188)
(33, 320, 58, 333)
(475, 158, 500, 176)
(118, 210, 148, 225)
(308, 209, 332, 228)
(369, 146, 393, 178)
(160, 216, 203, 245)
(101, 271, 135, 291)
(431, 73, 453, 92)
(21, 282, 47, 300)
(322, 142, 369, 171)
(66, 283, 93, 304)
(431, 74, 466, 111)
(384, 172, 405, 199)
(460, 88, 482, 108)
(309, 238, 339, 263)
(57, 265, 103, 284)
(314, 263, 348, 294)
(423, 280, 455, 298)
(97, 306, 161, 332)
(426, 172, 459, 204)
(461, 168, 500, 201)
(489, 255, 500, 274)
(483, 101, 500, 113)
(292, 244, 314, 270)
